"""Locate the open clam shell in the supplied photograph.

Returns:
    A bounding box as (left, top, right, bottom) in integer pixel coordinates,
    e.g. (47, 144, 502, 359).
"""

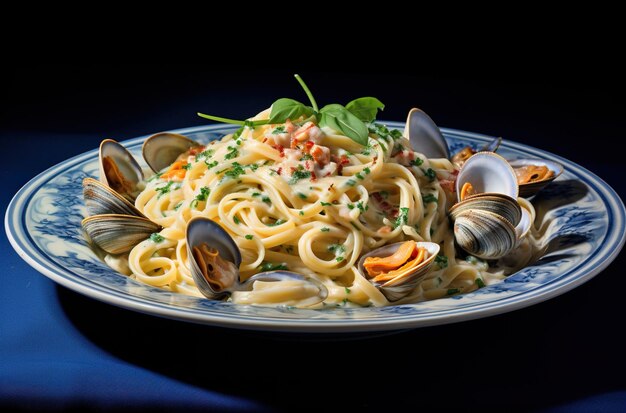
(186, 217, 241, 300)
(456, 152, 519, 200)
(453, 209, 517, 259)
(82, 214, 162, 255)
(142, 132, 200, 173)
(83, 177, 145, 218)
(357, 241, 440, 302)
(509, 158, 563, 198)
(404, 108, 450, 159)
(99, 139, 144, 201)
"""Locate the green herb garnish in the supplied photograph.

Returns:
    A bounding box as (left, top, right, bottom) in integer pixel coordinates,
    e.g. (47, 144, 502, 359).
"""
(224, 162, 246, 179)
(447, 288, 460, 295)
(321, 227, 330, 232)
(320, 201, 332, 206)
(423, 194, 438, 204)
(475, 278, 486, 288)
(245, 234, 253, 240)
(224, 146, 239, 160)
(393, 207, 409, 229)
(424, 168, 436, 181)
(435, 255, 448, 268)
(150, 233, 165, 243)
(258, 262, 288, 272)
(410, 158, 424, 167)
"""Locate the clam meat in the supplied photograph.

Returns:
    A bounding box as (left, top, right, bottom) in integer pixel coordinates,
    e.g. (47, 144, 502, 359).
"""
(358, 241, 440, 301)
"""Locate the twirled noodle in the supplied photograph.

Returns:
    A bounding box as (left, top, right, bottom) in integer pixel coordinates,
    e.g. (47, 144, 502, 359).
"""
(107, 114, 535, 308)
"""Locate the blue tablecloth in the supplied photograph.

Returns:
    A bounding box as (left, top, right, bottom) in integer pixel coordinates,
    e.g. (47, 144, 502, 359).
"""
(2, 70, 625, 411)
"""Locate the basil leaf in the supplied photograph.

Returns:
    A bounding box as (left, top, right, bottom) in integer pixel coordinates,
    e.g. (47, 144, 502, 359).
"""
(268, 98, 314, 123)
(345, 97, 385, 122)
(319, 104, 369, 146)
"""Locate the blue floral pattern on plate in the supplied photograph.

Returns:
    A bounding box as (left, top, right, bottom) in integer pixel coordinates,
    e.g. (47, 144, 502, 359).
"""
(5, 124, 625, 332)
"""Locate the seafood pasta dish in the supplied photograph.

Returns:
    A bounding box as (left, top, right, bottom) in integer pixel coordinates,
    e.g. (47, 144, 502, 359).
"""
(82, 75, 562, 308)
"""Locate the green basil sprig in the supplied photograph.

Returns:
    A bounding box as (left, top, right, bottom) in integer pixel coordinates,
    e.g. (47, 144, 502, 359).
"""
(345, 97, 385, 122)
(197, 74, 384, 146)
(319, 104, 369, 145)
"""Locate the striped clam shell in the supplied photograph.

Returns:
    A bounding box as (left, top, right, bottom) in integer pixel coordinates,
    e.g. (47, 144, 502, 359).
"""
(81, 214, 162, 255)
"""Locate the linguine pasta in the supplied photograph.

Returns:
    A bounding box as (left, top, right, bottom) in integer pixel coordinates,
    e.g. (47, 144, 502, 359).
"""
(111, 109, 533, 308)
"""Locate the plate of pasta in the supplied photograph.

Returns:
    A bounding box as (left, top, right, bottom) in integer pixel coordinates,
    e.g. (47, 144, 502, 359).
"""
(5, 77, 625, 332)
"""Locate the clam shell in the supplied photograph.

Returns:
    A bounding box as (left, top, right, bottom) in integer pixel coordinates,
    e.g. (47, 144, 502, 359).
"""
(237, 271, 329, 307)
(404, 108, 450, 159)
(449, 193, 522, 227)
(82, 214, 161, 255)
(83, 177, 145, 218)
(99, 139, 144, 200)
(456, 152, 518, 200)
(357, 241, 440, 302)
(509, 158, 563, 198)
(142, 132, 200, 173)
(453, 209, 517, 259)
(515, 205, 532, 242)
(186, 217, 241, 299)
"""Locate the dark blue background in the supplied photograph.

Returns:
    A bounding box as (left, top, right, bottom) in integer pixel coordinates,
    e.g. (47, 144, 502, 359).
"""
(2, 65, 625, 412)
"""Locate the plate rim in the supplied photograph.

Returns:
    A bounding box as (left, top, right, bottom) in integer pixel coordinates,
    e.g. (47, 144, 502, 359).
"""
(5, 123, 626, 332)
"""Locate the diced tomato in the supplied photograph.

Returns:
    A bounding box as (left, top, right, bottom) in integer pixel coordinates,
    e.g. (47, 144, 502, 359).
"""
(187, 145, 206, 156)
(272, 144, 285, 157)
(311, 171, 317, 181)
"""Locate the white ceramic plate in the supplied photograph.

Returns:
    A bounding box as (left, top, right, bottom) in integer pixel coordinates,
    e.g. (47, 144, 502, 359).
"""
(6, 123, 625, 332)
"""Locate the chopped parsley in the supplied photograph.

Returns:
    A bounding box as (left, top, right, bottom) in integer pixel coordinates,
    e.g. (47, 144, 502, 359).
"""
(345, 287, 351, 294)
(299, 153, 314, 161)
(422, 194, 438, 204)
(245, 234, 254, 240)
(355, 173, 364, 180)
(410, 158, 424, 167)
(150, 233, 165, 243)
(475, 278, 486, 288)
(320, 201, 332, 206)
(347, 203, 355, 210)
(379, 190, 389, 199)
(195, 149, 214, 161)
(205, 160, 218, 169)
(363, 167, 371, 174)
(267, 219, 285, 226)
(345, 179, 357, 187)
(224, 146, 239, 160)
(336, 256, 344, 262)
(321, 227, 330, 232)
(356, 201, 367, 213)
(224, 162, 246, 179)
(155, 181, 179, 198)
(446, 288, 460, 295)
(233, 216, 240, 224)
(393, 207, 409, 229)
(182, 163, 192, 170)
(262, 196, 271, 205)
(190, 186, 210, 208)
(297, 192, 308, 200)
(390, 129, 403, 140)
(289, 166, 311, 184)
(361, 142, 373, 155)
(435, 255, 448, 268)
(424, 168, 436, 181)
(299, 210, 304, 216)
(252, 192, 261, 197)
(258, 262, 288, 272)
(272, 125, 286, 134)
(249, 163, 259, 171)
(173, 201, 183, 211)
(328, 244, 346, 254)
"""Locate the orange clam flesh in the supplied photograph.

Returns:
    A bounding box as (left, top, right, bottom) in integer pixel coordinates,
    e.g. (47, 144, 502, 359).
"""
(363, 241, 428, 283)
(514, 164, 554, 184)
